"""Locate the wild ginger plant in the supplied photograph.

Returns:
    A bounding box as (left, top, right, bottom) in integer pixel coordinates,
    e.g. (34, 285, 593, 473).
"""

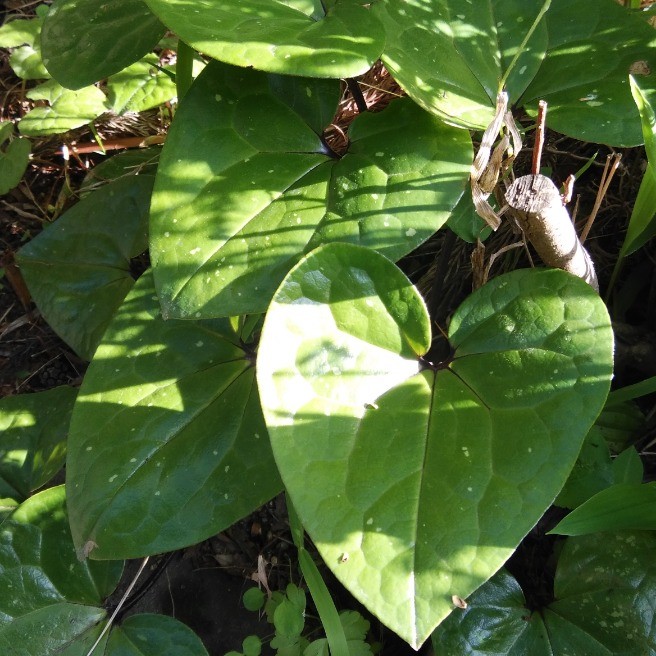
(2, 0, 656, 653)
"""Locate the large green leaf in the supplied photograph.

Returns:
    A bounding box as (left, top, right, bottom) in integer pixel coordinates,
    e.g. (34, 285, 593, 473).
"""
(375, 0, 655, 144)
(374, 0, 548, 128)
(257, 243, 613, 648)
(0, 387, 77, 503)
(19, 80, 108, 136)
(1, 486, 209, 655)
(143, 0, 384, 78)
(519, 0, 656, 146)
(150, 61, 471, 319)
(66, 271, 281, 560)
(105, 614, 209, 656)
(432, 531, 656, 654)
(41, 0, 165, 89)
(0, 486, 122, 655)
(17, 175, 153, 360)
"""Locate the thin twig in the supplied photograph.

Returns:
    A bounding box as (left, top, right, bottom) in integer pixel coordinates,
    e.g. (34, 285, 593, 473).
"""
(484, 242, 525, 285)
(580, 153, 622, 243)
(85, 557, 150, 656)
(532, 100, 547, 175)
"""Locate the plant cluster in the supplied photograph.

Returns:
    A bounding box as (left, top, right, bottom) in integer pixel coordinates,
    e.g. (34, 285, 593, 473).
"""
(1, 0, 656, 654)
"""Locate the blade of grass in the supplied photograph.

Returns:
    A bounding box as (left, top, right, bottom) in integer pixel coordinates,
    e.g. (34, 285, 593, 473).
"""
(607, 375, 656, 406)
(287, 493, 350, 656)
(175, 39, 194, 101)
(498, 0, 551, 93)
(607, 77, 656, 296)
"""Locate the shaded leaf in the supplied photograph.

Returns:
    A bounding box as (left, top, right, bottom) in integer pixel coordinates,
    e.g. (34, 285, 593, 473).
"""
(143, 0, 384, 78)
(258, 244, 613, 647)
(376, 0, 655, 144)
(80, 147, 161, 193)
(0, 486, 122, 655)
(0, 122, 31, 196)
(150, 61, 471, 319)
(433, 531, 656, 654)
(66, 271, 281, 560)
(17, 175, 153, 360)
(19, 80, 107, 136)
(105, 614, 209, 656)
(41, 0, 165, 89)
(0, 9, 49, 80)
(0, 387, 77, 503)
(520, 0, 656, 146)
(107, 55, 177, 114)
(374, 0, 548, 128)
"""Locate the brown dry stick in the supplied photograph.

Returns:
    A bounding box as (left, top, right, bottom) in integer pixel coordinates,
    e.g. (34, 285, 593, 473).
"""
(505, 174, 599, 291)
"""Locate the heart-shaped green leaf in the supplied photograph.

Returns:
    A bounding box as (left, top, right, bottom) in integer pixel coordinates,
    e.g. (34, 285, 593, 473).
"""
(1, 486, 209, 655)
(105, 614, 209, 656)
(143, 0, 384, 78)
(66, 271, 281, 560)
(374, 0, 548, 128)
(432, 531, 656, 654)
(19, 80, 108, 136)
(0, 8, 50, 80)
(150, 62, 471, 319)
(375, 0, 655, 145)
(0, 386, 77, 503)
(0, 486, 122, 654)
(0, 122, 30, 196)
(519, 0, 656, 146)
(106, 55, 177, 114)
(41, 0, 165, 89)
(257, 243, 613, 647)
(17, 175, 153, 360)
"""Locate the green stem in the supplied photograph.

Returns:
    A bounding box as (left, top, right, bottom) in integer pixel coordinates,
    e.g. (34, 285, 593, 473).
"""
(498, 0, 551, 94)
(88, 121, 106, 155)
(176, 39, 194, 101)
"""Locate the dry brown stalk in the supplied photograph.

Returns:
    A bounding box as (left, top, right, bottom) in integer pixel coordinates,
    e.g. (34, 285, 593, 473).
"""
(505, 174, 599, 290)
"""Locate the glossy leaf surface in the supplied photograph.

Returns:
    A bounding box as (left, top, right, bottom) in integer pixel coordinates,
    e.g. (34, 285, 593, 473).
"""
(520, 0, 656, 146)
(258, 244, 613, 647)
(0, 387, 77, 503)
(80, 147, 161, 192)
(143, 0, 384, 78)
(0, 486, 122, 654)
(66, 272, 281, 560)
(105, 614, 209, 655)
(41, 0, 165, 89)
(0, 8, 49, 80)
(107, 55, 177, 114)
(150, 62, 471, 319)
(376, 0, 655, 144)
(433, 531, 656, 654)
(374, 0, 548, 128)
(551, 482, 656, 535)
(19, 80, 107, 136)
(17, 175, 153, 360)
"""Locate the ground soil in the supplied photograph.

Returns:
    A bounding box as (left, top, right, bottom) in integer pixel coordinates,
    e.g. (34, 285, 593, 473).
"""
(2, 3, 656, 654)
